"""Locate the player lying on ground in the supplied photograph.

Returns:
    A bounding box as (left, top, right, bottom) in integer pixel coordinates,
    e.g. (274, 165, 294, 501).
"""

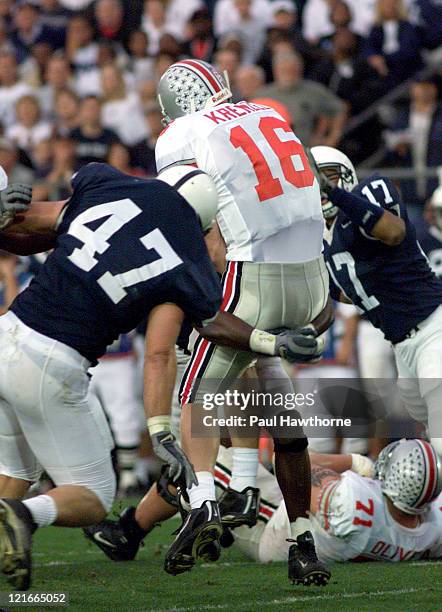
(311, 146, 442, 457)
(155, 59, 331, 586)
(85, 439, 442, 565)
(0, 163, 325, 591)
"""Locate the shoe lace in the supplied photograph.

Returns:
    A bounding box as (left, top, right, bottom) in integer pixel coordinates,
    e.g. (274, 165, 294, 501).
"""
(286, 538, 318, 562)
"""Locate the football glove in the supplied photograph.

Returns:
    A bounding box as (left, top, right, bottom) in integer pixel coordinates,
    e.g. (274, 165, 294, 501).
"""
(351, 453, 375, 478)
(274, 326, 325, 364)
(0, 184, 32, 230)
(151, 430, 198, 489)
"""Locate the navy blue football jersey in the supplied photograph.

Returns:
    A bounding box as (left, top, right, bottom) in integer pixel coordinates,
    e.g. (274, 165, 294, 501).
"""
(415, 218, 442, 278)
(323, 174, 442, 344)
(12, 163, 222, 363)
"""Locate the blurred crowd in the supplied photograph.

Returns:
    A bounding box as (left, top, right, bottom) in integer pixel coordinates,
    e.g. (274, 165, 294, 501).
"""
(0, 0, 438, 206)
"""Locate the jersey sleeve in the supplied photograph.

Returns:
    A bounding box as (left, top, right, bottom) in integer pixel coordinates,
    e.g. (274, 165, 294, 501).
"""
(155, 120, 198, 173)
(353, 175, 406, 219)
(314, 472, 373, 560)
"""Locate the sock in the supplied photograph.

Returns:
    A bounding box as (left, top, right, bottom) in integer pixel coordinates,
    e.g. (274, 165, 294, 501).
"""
(290, 517, 312, 540)
(229, 448, 259, 492)
(134, 457, 159, 484)
(187, 471, 216, 509)
(23, 495, 58, 528)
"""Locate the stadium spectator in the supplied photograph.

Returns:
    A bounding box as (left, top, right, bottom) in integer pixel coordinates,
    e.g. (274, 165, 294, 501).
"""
(303, 0, 377, 42)
(53, 87, 79, 137)
(39, 53, 72, 118)
(311, 28, 384, 112)
(107, 142, 147, 177)
(235, 64, 265, 100)
(6, 94, 52, 153)
(165, 0, 204, 43)
(0, 51, 32, 127)
(31, 137, 53, 178)
(364, 0, 424, 90)
(21, 40, 54, 88)
(127, 30, 154, 85)
(182, 7, 217, 63)
(0, 137, 34, 184)
(0, 253, 19, 314)
(142, 0, 172, 56)
(157, 32, 183, 59)
(213, 0, 272, 38)
(70, 95, 119, 168)
(214, 48, 241, 98)
(223, 0, 269, 65)
(132, 100, 165, 176)
(10, 1, 65, 64)
(44, 135, 76, 198)
(100, 63, 149, 146)
(39, 0, 72, 31)
(65, 14, 98, 75)
(256, 50, 345, 146)
(386, 78, 442, 202)
(93, 0, 128, 45)
(318, 1, 361, 51)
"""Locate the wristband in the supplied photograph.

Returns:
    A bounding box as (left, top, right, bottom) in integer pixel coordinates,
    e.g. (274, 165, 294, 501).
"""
(329, 187, 384, 234)
(249, 328, 276, 355)
(147, 415, 172, 437)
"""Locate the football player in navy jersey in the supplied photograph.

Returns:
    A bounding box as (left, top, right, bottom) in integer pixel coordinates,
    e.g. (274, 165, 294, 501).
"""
(311, 146, 442, 459)
(415, 186, 442, 279)
(0, 162, 328, 590)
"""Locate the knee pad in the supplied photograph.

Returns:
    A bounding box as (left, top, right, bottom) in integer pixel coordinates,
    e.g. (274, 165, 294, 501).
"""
(273, 436, 308, 453)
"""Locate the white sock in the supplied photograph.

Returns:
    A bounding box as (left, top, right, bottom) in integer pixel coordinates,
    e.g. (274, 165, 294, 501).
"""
(187, 471, 216, 509)
(229, 448, 259, 492)
(23, 495, 58, 528)
(290, 517, 312, 540)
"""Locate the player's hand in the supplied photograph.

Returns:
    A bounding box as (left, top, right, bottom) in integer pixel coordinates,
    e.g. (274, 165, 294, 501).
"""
(0, 184, 32, 216)
(151, 430, 198, 489)
(274, 326, 325, 364)
(351, 453, 375, 478)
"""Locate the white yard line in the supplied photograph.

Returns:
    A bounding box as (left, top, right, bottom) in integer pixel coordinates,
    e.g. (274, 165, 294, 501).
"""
(147, 587, 441, 612)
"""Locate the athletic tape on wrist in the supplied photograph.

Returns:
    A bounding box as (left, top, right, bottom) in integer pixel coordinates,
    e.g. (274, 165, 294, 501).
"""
(249, 329, 276, 355)
(147, 415, 172, 437)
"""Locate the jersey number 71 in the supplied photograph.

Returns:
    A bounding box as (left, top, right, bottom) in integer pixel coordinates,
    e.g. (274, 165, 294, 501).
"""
(230, 116, 315, 202)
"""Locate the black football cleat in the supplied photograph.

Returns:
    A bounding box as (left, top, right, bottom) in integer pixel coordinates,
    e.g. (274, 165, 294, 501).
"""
(164, 500, 222, 576)
(83, 507, 145, 562)
(288, 531, 331, 586)
(0, 499, 34, 591)
(218, 486, 260, 528)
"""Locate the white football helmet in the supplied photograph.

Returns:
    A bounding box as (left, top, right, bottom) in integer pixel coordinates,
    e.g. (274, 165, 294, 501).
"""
(375, 439, 442, 515)
(430, 185, 442, 231)
(157, 59, 232, 125)
(157, 165, 218, 233)
(310, 146, 358, 219)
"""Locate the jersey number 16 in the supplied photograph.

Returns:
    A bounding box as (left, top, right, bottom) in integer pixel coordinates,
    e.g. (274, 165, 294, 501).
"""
(230, 116, 315, 202)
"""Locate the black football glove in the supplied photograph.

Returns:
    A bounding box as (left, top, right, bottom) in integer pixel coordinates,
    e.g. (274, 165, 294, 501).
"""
(274, 326, 325, 364)
(151, 430, 198, 489)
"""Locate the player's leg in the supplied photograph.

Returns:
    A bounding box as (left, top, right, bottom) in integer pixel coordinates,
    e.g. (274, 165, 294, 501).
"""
(84, 469, 178, 562)
(90, 356, 143, 496)
(0, 398, 39, 499)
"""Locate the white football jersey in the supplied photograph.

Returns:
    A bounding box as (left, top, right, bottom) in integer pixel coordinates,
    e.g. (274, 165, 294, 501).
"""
(313, 471, 442, 563)
(214, 449, 442, 564)
(156, 101, 324, 264)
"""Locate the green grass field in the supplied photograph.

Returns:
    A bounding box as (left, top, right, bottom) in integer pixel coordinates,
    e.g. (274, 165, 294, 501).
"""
(5, 507, 442, 612)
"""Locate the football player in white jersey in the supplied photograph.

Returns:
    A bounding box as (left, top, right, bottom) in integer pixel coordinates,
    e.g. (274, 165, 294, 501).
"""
(154, 59, 331, 584)
(87, 440, 442, 567)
